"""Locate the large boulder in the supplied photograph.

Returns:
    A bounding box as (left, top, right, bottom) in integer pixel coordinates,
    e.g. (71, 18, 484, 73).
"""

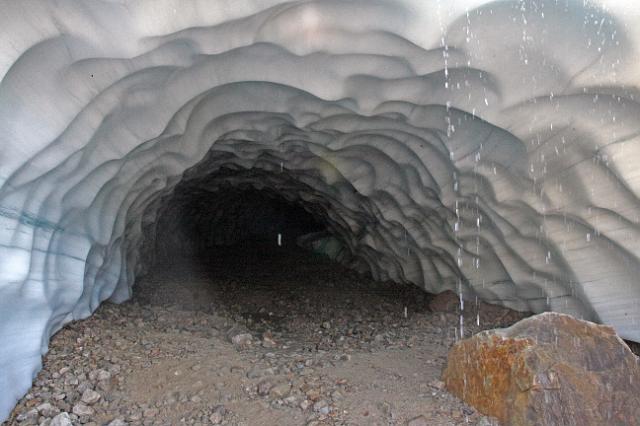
(428, 290, 461, 313)
(442, 312, 640, 426)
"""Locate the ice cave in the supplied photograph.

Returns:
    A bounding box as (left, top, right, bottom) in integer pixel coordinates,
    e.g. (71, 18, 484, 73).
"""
(1, 0, 640, 423)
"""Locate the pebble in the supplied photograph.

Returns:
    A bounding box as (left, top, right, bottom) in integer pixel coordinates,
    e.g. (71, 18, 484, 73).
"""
(89, 369, 111, 381)
(72, 403, 94, 417)
(50, 412, 73, 426)
(230, 332, 253, 347)
(81, 389, 102, 405)
(428, 379, 445, 390)
(128, 412, 142, 421)
(209, 412, 223, 424)
(313, 399, 330, 415)
(37, 402, 60, 417)
(262, 336, 277, 348)
(16, 408, 38, 422)
(300, 400, 311, 411)
(257, 380, 273, 396)
(283, 396, 298, 406)
(269, 382, 291, 399)
(476, 416, 499, 426)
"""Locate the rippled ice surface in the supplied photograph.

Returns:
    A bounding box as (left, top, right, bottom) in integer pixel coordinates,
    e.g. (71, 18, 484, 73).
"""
(1, 0, 640, 420)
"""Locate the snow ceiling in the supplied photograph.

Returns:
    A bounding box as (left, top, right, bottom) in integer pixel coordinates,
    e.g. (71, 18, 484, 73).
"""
(1, 0, 640, 419)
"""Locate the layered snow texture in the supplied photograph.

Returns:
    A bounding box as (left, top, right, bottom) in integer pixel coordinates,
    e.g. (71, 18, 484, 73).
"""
(1, 0, 640, 419)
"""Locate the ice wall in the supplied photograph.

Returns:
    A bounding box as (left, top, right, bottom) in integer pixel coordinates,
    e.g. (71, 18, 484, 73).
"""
(1, 0, 640, 420)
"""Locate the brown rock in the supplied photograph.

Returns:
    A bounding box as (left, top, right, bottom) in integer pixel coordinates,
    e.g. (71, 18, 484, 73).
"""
(428, 379, 445, 390)
(72, 403, 94, 417)
(269, 382, 291, 399)
(442, 312, 640, 426)
(80, 389, 101, 405)
(209, 412, 223, 424)
(257, 380, 273, 396)
(428, 290, 460, 313)
(231, 333, 253, 347)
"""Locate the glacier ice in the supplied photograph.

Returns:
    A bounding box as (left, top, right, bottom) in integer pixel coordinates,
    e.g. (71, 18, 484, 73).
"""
(1, 0, 640, 420)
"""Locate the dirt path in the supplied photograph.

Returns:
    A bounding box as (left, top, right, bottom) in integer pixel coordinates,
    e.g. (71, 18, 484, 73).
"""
(5, 245, 517, 426)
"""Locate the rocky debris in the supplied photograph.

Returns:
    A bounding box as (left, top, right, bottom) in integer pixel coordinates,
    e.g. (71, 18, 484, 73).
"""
(257, 380, 273, 396)
(443, 312, 640, 426)
(269, 382, 292, 399)
(208, 411, 223, 424)
(299, 399, 311, 411)
(71, 402, 94, 417)
(89, 369, 111, 382)
(206, 405, 226, 424)
(262, 332, 277, 348)
(429, 291, 530, 328)
(476, 416, 500, 426)
(36, 402, 59, 417)
(229, 330, 253, 348)
(313, 399, 330, 415)
(5, 245, 533, 425)
(428, 291, 461, 313)
(80, 389, 101, 405)
(49, 412, 72, 426)
(15, 409, 38, 423)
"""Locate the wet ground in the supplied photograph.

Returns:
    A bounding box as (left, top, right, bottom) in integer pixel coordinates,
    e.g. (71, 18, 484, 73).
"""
(5, 243, 530, 426)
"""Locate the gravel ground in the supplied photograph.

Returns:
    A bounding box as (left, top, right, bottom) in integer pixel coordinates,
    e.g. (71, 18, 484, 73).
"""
(4, 243, 528, 426)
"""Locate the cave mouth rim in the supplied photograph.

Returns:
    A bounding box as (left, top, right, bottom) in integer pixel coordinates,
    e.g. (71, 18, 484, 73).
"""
(143, 182, 334, 269)
(131, 164, 371, 289)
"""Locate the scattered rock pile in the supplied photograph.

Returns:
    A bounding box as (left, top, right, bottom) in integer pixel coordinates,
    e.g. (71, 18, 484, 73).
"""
(4, 245, 518, 425)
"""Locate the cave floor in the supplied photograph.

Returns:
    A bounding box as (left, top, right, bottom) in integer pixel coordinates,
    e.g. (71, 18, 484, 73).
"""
(5, 244, 522, 426)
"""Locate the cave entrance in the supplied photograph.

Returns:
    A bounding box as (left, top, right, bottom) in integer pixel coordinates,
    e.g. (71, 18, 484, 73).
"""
(156, 185, 327, 263)
(132, 173, 432, 344)
(135, 180, 333, 308)
(83, 173, 476, 424)
(175, 186, 329, 289)
(14, 170, 529, 425)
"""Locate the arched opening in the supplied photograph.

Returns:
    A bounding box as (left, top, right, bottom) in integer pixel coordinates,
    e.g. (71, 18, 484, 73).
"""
(150, 183, 327, 263)
(2, 0, 640, 423)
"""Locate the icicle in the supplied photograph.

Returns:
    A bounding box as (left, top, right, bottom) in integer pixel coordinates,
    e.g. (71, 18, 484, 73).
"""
(459, 282, 464, 339)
